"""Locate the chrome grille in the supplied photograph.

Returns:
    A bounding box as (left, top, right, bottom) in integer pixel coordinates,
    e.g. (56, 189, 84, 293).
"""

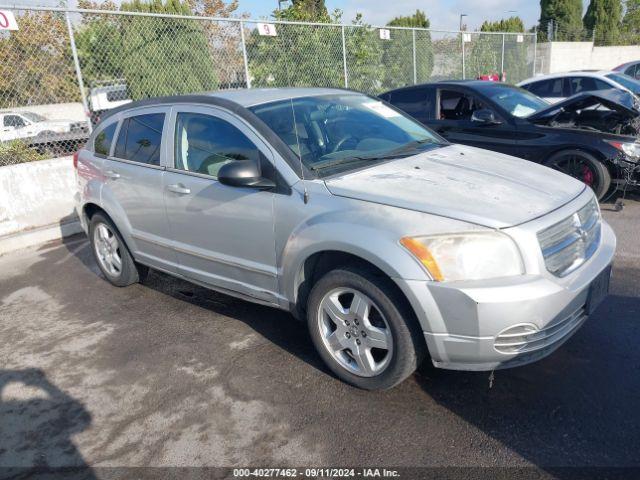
(537, 198, 601, 277)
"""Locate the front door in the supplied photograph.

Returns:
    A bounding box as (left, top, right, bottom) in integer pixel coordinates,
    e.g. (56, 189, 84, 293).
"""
(162, 106, 278, 304)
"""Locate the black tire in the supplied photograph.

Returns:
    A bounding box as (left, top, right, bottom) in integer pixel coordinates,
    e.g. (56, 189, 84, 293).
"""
(545, 149, 611, 200)
(307, 266, 426, 390)
(89, 213, 148, 287)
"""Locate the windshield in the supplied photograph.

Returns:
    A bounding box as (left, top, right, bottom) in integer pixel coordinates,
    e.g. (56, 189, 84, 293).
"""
(21, 112, 47, 122)
(249, 94, 444, 175)
(484, 86, 549, 118)
(606, 73, 640, 93)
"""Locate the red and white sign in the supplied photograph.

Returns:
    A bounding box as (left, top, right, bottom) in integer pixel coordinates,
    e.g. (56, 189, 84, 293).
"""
(379, 29, 391, 40)
(0, 10, 18, 31)
(257, 23, 277, 37)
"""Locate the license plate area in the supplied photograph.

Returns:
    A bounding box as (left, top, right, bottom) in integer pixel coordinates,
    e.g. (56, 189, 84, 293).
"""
(586, 265, 611, 315)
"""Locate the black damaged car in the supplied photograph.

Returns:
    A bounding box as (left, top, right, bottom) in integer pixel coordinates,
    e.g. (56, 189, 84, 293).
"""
(380, 81, 640, 200)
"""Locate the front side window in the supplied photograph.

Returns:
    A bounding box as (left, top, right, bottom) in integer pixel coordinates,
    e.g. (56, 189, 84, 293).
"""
(4, 115, 26, 128)
(570, 77, 610, 94)
(21, 112, 46, 123)
(174, 113, 259, 177)
(114, 113, 165, 165)
(438, 90, 488, 121)
(250, 94, 442, 176)
(94, 123, 117, 156)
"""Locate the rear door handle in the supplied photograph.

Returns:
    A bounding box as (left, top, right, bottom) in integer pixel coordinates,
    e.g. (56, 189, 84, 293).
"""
(167, 183, 191, 195)
(105, 170, 120, 179)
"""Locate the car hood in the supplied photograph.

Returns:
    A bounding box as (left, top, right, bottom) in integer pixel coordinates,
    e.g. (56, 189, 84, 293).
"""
(528, 89, 639, 121)
(323, 144, 585, 229)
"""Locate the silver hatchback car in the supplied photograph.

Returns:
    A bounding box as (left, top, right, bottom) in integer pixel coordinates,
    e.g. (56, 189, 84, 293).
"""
(75, 88, 616, 390)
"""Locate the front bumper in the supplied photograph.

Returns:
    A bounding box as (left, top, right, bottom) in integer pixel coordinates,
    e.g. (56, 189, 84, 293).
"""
(396, 220, 616, 371)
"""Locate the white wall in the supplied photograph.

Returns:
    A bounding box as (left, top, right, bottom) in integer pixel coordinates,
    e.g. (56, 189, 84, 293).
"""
(536, 42, 640, 75)
(0, 157, 81, 254)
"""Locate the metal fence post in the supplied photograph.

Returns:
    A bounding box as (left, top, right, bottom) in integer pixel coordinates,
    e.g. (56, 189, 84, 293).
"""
(65, 11, 92, 132)
(501, 33, 505, 74)
(461, 32, 466, 80)
(240, 20, 251, 89)
(533, 27, 538, 76)
(412, 29, 417, 84)
(341, 25, 348, 88)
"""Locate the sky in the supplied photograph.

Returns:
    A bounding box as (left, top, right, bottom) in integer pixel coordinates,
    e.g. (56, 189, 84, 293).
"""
(235, 0, 593, 31)
(17, 0, 592, 31)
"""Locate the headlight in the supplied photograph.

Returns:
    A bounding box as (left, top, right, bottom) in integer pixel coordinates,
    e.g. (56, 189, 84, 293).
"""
(400, 232, 524, 282)
(607, 140, 640, 162)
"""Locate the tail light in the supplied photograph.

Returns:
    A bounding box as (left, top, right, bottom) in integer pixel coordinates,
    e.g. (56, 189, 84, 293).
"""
(73, 151, 79, 169)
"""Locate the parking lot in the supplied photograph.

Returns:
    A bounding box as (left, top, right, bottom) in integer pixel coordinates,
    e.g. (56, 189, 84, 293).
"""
(1, 195, 639, 475)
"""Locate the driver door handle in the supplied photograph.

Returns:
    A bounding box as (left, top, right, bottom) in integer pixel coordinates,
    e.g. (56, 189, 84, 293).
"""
(167, 183, 191, 195)
(105, 170, 120, 179)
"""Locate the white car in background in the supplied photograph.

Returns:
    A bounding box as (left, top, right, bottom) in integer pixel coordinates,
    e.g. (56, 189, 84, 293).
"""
(518, 71, 640, 104)
(0, 111, 89, 143)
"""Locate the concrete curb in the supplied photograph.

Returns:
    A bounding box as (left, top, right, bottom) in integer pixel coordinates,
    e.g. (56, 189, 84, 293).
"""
(0, 220, 83, 256)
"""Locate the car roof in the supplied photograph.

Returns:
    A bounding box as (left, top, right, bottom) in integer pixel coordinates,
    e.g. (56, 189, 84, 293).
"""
(518, 71, 616, 84)
(382, 80, 508, 94)
(208, 87, 356, 107)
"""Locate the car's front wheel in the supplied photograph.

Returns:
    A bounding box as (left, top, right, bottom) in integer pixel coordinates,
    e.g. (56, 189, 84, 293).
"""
(545, 149, 611, 200)
(307, 267, 425, 390)
(89, 213, 147, 287)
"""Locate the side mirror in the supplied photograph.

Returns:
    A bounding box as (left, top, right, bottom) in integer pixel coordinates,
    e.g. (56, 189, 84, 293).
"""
(471, 109, 501, 125)
(217, 160, 276, 190)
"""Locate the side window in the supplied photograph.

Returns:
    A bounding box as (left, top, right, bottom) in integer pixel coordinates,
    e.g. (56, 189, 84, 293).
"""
(4, 115, 26, 128)
(114, 113, 165, 165)
(625, 65, 639, 79)
(525, 79, 563, 97)
(570, 77, 609, 94)
(93, 123, 117, 156)
(438, 90, 487, 121)
(174, 112, 259, 177)
(387, 88, 435, 121)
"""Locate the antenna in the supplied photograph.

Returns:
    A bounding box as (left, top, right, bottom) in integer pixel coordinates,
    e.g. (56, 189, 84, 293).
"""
(290, 98, 309, 204)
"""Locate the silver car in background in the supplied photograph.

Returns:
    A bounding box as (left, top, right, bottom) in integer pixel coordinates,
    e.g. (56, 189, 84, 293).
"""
(74, 88, 616, 390)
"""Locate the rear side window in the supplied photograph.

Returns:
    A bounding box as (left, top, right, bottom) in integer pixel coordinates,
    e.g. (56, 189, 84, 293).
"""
(174, 112, 259, 177)
(94, 123, 117, 156)
(387, 88, 435, 122)
(114, 113, 165, 165)
(524, 78, 563, 97)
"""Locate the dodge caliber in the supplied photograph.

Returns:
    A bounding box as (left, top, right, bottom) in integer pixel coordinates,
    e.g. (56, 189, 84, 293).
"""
(75, 88, 616, 390)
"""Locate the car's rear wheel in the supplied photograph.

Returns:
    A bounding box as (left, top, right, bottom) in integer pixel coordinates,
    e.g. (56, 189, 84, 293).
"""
(545, 150, 611, 200)
(89, 213, 147, 287)
(307, 267, 425, 390)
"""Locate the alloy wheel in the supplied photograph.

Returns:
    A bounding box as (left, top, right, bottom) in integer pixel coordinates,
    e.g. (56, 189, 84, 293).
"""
(93, 223, 122, 277)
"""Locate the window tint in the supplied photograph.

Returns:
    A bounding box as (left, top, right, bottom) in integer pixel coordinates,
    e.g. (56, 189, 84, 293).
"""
(570, 77, 610, 94)
(4, 115, 25, 128)
(94, 123, 117, 156)
(387, 88, 435, 121)
(438, 90, 488, 120)
(525, 78, 563, 97)
(174, 113, 259, 177)
(114, 113, 164, 165)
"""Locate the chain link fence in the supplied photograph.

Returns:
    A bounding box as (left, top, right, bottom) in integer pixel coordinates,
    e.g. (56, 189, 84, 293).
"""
(0, 5, 536, 162)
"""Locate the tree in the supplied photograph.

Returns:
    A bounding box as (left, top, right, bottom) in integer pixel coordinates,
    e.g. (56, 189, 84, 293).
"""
(583, 0, 623, 45)
(622, 0, 640, 44)
(0, 11, 80, 108)
(290, 0, 328, 19)
(539, 0, 584, 40)
(382, 10, 434, 89)
(478, 16, 529, 83)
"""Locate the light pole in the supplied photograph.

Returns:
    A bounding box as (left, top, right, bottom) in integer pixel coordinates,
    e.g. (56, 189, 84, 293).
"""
(459, 13, 467, 31)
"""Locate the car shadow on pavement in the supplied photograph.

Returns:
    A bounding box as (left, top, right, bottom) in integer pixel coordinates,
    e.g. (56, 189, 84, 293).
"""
(0, 368, 95, 479)
(415, 264, 640, 473)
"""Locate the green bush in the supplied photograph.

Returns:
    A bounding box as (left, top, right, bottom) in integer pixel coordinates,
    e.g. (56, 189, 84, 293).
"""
(0, 140, 45, 167)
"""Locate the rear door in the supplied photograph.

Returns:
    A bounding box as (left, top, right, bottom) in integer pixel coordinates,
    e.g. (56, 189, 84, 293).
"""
(162, 105, 278, 304)
(102, 107, 178, 273)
